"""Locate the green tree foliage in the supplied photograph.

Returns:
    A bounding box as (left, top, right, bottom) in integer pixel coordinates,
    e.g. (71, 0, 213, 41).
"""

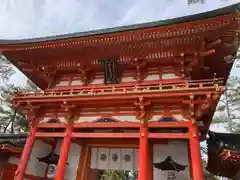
(99, 170, 137, 180)
(0, 80, 38, 133)
(0, 54, 39, 133)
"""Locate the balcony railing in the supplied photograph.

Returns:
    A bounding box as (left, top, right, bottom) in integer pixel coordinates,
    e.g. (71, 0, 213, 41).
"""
(13, 78, 223, 100)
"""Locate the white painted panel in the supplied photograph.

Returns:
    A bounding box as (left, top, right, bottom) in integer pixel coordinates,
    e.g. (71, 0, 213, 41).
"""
(109, 148, 121, 170)
(76, 116, 101, 122)
(54, 139, 63, 155)
(8, 156, 20, 164)
(121, 149, 134, 171)
(150, 115, 163, 122)
(90, 78, 104, 85)
(112, 116, 137, 122)
(58, 117, 68, 124)
(162, 73, 179, 79)
(153, 141, 190, 180)
(145, 74, 159, 81)
(97, 148, 110, 170)
(55, 81, 69, 86)
(26, 139, 52, 177)
(71, 80, 83, 85)
(134, 149, 139, 171)
(121, 76, 136, 82)
(64, 143, 81, 180)
(90, 148, 98, 169)
(172, 114, 188, 121)
(91, 148, 138, 171)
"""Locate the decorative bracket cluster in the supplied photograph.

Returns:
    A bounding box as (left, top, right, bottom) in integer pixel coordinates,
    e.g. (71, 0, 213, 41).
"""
(187, 92, 221, 124)
(131, 58, 146, 82)
(61, 101, 77, 123)
(20, 61, 56, 86)
(77, 63, 91, 85)
(24, 102, 40, 128)
(175, 39, 221, 79)
(133, 96, 151, 124)
(37, 65, 57, 87)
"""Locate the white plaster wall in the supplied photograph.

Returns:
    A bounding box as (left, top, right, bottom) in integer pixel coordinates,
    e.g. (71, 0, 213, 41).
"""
(90, 148, 138, 171)
(8, 156, 20, 165)
(172, 114, 188, 121)
(153, 141, 190, 180)
(144, 74, 160, 81)
(71, 80, 83, 85)
(55, 81, 69, 86)
(121, 76, 136, 82)
(112, 115, 138, 122)
(40, 116, 67, 124)
(150, 114, 188, 122)
(162, 73, 179, 79)
(54, 139, 82, 180)
(76, 115, 138, 123)
(26, 139, 52, 177)
(90, 78, 104, 85)
(76, 116, 101, 123)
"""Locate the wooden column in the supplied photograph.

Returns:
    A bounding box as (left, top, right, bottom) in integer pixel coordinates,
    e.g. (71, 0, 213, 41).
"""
(15, 123, 37, 180)
(189, 123, 204, 180)
(54, 124, 72, 180)
(138, 121, 148, 180)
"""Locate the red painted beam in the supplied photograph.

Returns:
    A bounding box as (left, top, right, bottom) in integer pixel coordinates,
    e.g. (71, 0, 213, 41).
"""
(71, 132, 139, 138)
(148, 133, 189, 139)
(35, 132, 65, 138)
(148, 121, 191, 128)
(72, 121, 191, 129)
(71, 132, 189, 139)
(73, 122, 140, 128)
(37, 123, 67, 128)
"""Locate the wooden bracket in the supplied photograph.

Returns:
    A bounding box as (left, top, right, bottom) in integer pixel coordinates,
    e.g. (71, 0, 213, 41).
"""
(77, 63, 91, 85)
(133, 96, 151, 123)
(24, 102, 40, 127)
(131, 58, 146, 82)
(61, 101, 77, 122)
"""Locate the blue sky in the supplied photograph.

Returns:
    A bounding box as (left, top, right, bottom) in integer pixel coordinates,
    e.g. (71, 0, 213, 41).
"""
(0, 0, 239, 87)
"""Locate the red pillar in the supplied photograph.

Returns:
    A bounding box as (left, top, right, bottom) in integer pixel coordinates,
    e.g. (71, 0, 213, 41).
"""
(54, 125, 72, 180)
(189, 123, 204, 180)
(138, 122, 148, 180)
(15, 125, 37, 180)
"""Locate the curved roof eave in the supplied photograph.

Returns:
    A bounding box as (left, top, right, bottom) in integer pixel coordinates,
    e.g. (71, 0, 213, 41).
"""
(0, 2, 239, 45)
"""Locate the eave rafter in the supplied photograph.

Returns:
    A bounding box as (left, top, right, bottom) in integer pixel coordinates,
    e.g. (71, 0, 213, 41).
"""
(18, 60, 57, 87)
(0, 13, 234, 52)
(174, 38, 222, 79)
